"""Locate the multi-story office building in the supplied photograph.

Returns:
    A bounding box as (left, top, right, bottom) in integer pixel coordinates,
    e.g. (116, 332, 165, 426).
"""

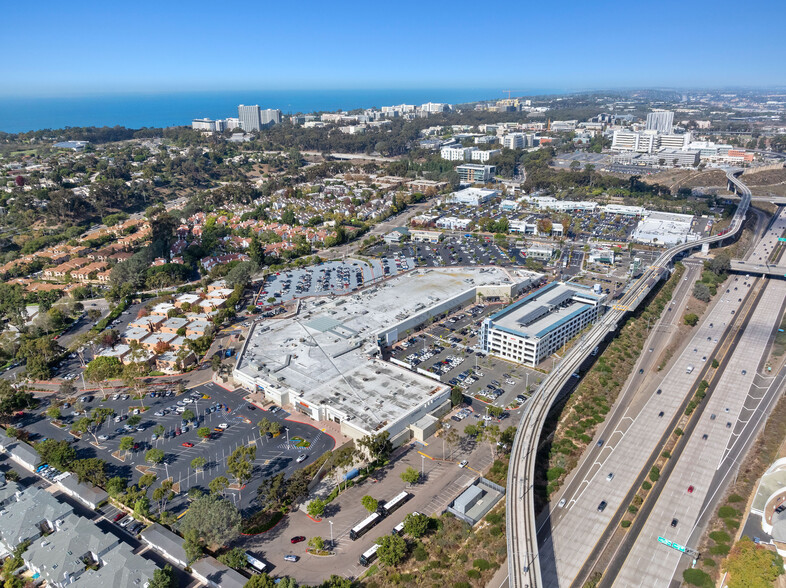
(502, 133, 527, 149)
(446, 187, 498, 206)
(456, 164, 496, 183)
(192, 118, 217, 131)
(645, 110, 674, 134)
(238, 105, 262, 132)
(481, 282, 604, 366)
(223, 117, 241, 131)
(611, 130, 658, 153)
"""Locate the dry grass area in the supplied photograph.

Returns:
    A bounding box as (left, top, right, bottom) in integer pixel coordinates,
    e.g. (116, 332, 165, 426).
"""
(742, 168, 786, 186)
(640, 169, 729, 192)
(362, 505, 508, 588)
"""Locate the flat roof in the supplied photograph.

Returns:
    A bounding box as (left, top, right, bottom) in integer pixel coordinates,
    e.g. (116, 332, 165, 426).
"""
(237, 267, 515, 430)
(488, 282, 601, 340)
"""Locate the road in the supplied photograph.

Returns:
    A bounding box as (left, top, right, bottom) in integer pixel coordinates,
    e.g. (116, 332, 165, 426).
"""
(505, 169, 751, 588)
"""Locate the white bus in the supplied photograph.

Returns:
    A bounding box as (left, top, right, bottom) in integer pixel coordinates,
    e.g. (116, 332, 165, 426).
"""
(359, 543, 381, 566)
(245, 552, 267, 573)
(380, 491, 411, 517)
(349, 512, 382, 540)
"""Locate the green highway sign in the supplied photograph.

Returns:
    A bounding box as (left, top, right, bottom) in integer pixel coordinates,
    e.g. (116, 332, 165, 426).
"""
(779, 238, 786, 242)
(658, 536, 686, 552)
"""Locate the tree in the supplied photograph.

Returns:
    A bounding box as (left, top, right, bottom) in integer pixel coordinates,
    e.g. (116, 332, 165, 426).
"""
(35, 439, 76, 470)
(403, 512, 430, 538)
(217, 546, 247, 569)
(145, 448, 165, 465)
(723, 536, 784, 588)
(358, 431, 392, 462)
(361, 495, 379, 513)
(307, 498, 326, 519)
(84, 356, 123, 389)
(209, 476, 229, 496)
(536, 218, 553, 235)
(709, 253, 731, 275)
(693, 283, 711, 302)
(197, 426, 211, 440)
(684, 313, 699, 326)
(153, 424, 165, 437)
(376, 534, 407, 566)
(319, 576, 353, 588)
(0, 381, 35, 417)
(71, 458, 107, 486)
(180, 494, 241, 547)
(244, 575, 276, 588)
(257, 418, 280, 435)
(119, 436, 135, 458)
(134, 496, 150, 518)
(191, 456, 207, 472)
(183, 528, 204, 564)
(308, 536, 325, 550)
(58, 379, 76, 397)
(148, 565, 177, 588)
(106, 476, 128, 497)
(227, 445, 256, 498)
(139, 473, 157, 488)
(450, 386, 463, 407)
(126, 414, 142, 428)
(182, 409, 195, 422)
(400, 467, 420, 485)
(211, 354, 222, 372)
(46, 406, 62, 420)
(152, 480, 175, 514)
(445, 429, 460, 460)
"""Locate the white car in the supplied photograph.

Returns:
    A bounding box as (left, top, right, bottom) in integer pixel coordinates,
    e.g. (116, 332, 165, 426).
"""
(98, 435, 109, 441)
(296, 454, 307, 463)
(458, 460, 468, 468)
(218, 423, 229, 429)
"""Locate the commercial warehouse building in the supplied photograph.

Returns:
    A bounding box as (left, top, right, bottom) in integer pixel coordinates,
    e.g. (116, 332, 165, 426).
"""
(234, 267, 543, 441)
(480, 282, 605, 366)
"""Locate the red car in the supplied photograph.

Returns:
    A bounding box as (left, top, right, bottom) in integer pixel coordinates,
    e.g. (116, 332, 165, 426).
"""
(290, 536, 306, 544)
(113, 513, 126, 522)
(181, 442, 194, 448)
(687, 485, 694, 494)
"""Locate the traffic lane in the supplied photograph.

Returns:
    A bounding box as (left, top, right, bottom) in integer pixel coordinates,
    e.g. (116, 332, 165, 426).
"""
(538, 287, 746, 585)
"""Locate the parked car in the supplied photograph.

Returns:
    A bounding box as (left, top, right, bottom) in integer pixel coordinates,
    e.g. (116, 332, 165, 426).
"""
(181, 442, 194, 448)
(284, 555, 299, 562)
(290, 536, 306, 544)
(296, 454, 307, 463)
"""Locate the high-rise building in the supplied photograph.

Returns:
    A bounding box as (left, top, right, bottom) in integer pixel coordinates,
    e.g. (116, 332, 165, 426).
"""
(260, 109, 282, 126)
(238, 105, 262, 132)
(645, 110, 674, 134)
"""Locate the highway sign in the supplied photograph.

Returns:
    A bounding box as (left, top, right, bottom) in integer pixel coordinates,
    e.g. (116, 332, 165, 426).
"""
(778, 238, 786, 242)
(658, 536, 700, 558)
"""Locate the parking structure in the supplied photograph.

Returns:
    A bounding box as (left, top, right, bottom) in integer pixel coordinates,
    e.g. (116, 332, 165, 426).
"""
(19, 382, 335, 513)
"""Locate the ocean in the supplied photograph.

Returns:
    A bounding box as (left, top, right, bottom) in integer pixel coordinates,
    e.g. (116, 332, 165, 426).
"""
(0, 88, 558, 134)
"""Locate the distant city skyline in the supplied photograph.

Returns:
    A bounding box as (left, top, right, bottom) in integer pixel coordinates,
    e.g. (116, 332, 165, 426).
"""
(3, 0, 785, 97)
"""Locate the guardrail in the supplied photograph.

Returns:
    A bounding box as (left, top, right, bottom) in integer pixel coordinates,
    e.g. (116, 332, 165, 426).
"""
(506, 169, 751, 588)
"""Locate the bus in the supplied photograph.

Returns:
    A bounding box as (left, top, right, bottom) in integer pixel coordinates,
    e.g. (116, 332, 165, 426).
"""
(380, 491, 411, 517)
(359, 543, 380, 566)
(349, 512, 382, 540)
(245, 552, 267, 573)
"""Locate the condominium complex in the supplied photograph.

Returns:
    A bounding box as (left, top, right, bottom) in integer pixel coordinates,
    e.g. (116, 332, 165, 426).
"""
(238, 104, 262, 132)
(481, 282, 604, 366)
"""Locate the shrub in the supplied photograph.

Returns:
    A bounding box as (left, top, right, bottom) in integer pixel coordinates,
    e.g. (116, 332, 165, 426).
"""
(621, 520, 631, 528)
(702, 558, 716, 567)
(718, 506, 738, 518)
(642, 481, 652, 491)
(725, 519, 740, 529)
(674, 428, 684, 437)
(628, 505, 638, 514)
(709, 530, 731, 543)
(709, 543, 730, 556)
(661, 450, 671, 459)
(473, 559, 492, 571)
(466, 570, 481, 579)
(682, 568, 713, 588)
(454, 583, 471, 588)
(727, 493, 744, 503)
(489, 525, 503, 536)
(413, 544, 428, 561)
(649, 467, 660, 482)
(546, 467, 565, 481)
(684, 313, 699, 326)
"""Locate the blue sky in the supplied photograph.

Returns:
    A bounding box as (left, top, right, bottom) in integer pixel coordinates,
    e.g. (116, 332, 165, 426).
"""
(3, 0, 784, 96)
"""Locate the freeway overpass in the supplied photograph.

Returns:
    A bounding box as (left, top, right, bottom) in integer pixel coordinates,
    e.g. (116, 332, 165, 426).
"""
(506, 169, 752, 588)
(730, 259, 786, 279)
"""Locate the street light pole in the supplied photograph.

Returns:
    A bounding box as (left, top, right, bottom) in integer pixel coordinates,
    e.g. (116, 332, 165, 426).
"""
(421, 454, 425, 478)
(329, 520, 334, 549)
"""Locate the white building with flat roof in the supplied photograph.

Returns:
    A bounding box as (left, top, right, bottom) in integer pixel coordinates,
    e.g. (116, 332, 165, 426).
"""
(446, 187, 498, 206)
(471, 149, 501, 163)
(631, 211, 696, 246)
(441, 146, 475, 161)
(481, 282, 604, 366)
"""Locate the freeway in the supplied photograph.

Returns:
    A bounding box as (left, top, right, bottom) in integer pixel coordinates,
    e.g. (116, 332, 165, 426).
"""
(506, 169, 752, 588)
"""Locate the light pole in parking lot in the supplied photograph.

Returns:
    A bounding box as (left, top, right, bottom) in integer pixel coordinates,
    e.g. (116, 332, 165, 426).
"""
(329, 520, 334, 548)
(421, 454, 425, 478)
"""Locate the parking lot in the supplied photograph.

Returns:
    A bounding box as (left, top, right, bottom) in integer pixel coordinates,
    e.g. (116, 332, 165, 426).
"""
(389, 303, 543, 412)
(20, 382, 335, 513)
(369, 236, 526, 267)
(256, 258, 414, 305)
